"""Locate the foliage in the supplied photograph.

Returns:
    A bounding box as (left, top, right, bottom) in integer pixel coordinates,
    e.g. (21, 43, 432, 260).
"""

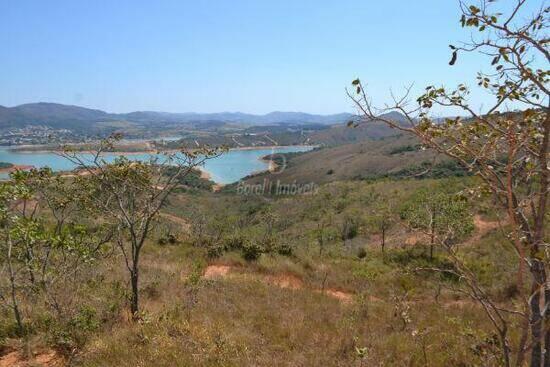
(0, 168, 107, 336)
(388, 144, 420, 155)
(61, 135, 220, 318)
(400, 188, 474, 246)
(349, 1, 549, 364)
(241, 242, 262, 261)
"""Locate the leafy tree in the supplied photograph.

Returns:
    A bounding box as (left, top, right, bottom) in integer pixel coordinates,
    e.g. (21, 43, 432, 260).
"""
(348, 1, 548, 364)
(0, 169, 107, 334)
(400, 189, 474, 259)
(62, 136, 220, 319)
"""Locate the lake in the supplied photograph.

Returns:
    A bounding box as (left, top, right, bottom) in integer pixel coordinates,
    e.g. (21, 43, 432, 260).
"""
(0, 145, 313, 184)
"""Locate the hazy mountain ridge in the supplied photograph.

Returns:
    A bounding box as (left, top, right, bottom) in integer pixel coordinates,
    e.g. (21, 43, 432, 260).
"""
(0, 102, 357, 129)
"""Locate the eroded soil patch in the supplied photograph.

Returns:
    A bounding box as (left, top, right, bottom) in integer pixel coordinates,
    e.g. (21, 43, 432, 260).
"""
(203, 264, 354, 303)
(0, 350, 63, 367)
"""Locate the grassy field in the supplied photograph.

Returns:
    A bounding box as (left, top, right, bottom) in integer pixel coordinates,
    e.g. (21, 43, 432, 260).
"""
(0, 174, 520, 367)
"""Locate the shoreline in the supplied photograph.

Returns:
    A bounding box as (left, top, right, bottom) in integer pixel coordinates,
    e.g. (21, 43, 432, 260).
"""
(197, 166, 213, 181)
(0, 144, 315, 187)
(196, 165, 227, 192)
(246, 153, 283, 178)
(6, 144, 315, 155)
(0, 164, 34, 173)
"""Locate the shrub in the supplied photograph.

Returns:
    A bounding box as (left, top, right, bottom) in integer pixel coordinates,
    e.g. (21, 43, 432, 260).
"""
(261, 236, 277, 253)
(389, 144, 421, 155)
(50, 306, 99, 354)
(207, 245, 224, 259)
(340, 216, 359, 240)
(158, 234, 177, 246)
(167, 233, 178, 244)
(222, 233, 245, 251)
(276, 243, 293, 256)
(241, 243, 262, 261)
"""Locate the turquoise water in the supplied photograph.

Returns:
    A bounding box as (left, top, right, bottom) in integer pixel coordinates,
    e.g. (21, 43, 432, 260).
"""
(0, 146, 313, 184)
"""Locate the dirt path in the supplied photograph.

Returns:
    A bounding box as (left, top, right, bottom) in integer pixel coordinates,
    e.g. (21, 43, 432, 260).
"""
(202, 264, 354, 304)
(0, 350, 62, 367)
(203, 265, 232, 278)
(405, 214, 501, 247)
(473, 215, 500, 234)
(159, 212, 191, 231)
(463, 215, 501, 246)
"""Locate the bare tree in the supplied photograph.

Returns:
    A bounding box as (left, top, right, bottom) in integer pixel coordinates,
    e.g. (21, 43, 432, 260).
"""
(366, 197, 397, 258)
(348, 1, 548, 365)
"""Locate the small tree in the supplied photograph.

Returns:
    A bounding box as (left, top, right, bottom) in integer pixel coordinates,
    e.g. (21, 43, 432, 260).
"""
(400, 189, 474, 259)
(0, 169, 108, 334)
(366, 198, 397, 258)
(348, 1, 548, 364)
(62, 136, 220, 318)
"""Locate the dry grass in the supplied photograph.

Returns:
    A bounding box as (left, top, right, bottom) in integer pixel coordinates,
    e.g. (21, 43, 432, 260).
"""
(0, 178, 515, 366)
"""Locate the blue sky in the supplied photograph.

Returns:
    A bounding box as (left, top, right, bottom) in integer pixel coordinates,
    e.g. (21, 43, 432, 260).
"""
(0, 0, 532, 114)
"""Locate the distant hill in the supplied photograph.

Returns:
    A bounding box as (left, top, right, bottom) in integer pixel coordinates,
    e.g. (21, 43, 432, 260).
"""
(0, 103, 112, 131)
(157, 112, 409, 149)
(123, 111, 354, 125)
(309, 111, 409, 146)
(0, 102, 356, 131)
(235, 133, 462, 188)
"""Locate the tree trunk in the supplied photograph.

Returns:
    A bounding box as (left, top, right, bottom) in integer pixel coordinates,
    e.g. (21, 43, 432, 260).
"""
(544, 286, 550, 367)
(7, 238, 24, 335)
(530, 284, 542, 367)
(381, 227, 386, 258)
(130, 266, 139, 319)
(9, 274, 23, 335)
(430, 213, 435, 260)
(530, 259, 546, 367)
(538, 110, 550, 367)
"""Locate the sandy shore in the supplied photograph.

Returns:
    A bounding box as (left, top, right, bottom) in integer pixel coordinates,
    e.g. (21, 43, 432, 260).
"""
(196, 166, 227, 192)
(197, 166, 212, 180)
(0, 164, 34, 173)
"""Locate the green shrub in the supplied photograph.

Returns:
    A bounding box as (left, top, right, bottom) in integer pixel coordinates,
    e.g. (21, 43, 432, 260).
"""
(261, 236, 277, 253)
(388, 144, 420, 155)
(276, 243, 293, 256)
(207, 244, 224, 259)
(340, 216, 359, 240)
(241, 243, 262, 261)
(49, 306, 99, 354)
(387, 247, 459, 282)
(353, 258, 392, 280)
(223, 233, 246, 251)
(158, 234, 177, 246)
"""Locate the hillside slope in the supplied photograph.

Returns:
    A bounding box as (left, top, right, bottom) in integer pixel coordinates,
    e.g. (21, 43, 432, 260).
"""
(238, 134, 454, 187)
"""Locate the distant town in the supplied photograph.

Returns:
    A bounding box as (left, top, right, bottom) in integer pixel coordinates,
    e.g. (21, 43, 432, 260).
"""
(0, 125, 91, 146)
